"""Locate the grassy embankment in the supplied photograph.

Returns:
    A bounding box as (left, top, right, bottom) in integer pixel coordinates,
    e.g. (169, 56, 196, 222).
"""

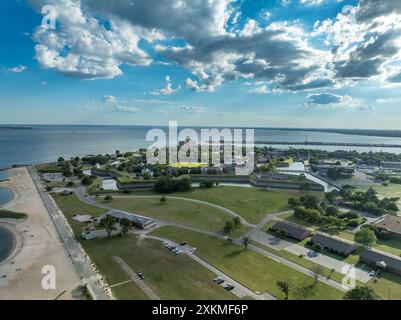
(51, 193, 237, 300)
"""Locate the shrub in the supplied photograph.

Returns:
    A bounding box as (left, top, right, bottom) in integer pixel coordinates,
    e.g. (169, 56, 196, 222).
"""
(104, 195, 113, 201)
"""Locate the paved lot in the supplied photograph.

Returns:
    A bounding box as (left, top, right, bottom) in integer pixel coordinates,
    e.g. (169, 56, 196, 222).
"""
(250, 230, 371, 283)
(250, 231, 294, 251)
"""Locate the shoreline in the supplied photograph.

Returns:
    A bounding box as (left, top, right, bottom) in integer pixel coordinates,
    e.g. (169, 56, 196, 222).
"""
(0, 167, 80, 300)
(0, 222, 23, 266)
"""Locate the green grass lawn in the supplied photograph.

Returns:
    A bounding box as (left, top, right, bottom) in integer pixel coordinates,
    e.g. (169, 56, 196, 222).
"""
(97, 196, 250, 236)
(128, 187, 322, 224)
(368, 272, 401, 300)
(35, 162, 63, 173)
(52, 193, 236, 300)
(51, 193, 106, 236)
(151, 226, 343, 300)
(0, 210, 27, 219)
(84, 236, 237, 300)
(250, 240, 346, 283)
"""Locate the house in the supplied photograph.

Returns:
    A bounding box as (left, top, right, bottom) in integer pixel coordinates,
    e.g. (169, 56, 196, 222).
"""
(101, 209, 156, 230)
(310, 234, 357, 256)
(271, 221, 311, 241)
(81, 226, 97, 240)
(375, 215, 401, 240)
(381, 161, 401, 171)
(360, 248, 401, 276)
(314, 164, 355, 178)
(110, 161, 122, 168)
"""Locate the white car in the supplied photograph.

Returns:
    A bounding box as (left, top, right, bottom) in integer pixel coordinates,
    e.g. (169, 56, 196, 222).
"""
(369, 271, 376, 277)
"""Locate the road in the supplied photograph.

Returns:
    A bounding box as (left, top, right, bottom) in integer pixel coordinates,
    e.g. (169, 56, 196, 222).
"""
(28, 167, 110, 300)
(145, 234, 276, 300)
(75, 186, 352, 293)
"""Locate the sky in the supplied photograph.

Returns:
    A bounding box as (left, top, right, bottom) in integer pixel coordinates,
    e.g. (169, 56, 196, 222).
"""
(1, 0, 401, 129)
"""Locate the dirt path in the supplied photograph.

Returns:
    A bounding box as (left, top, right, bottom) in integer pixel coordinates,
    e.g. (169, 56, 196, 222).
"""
(112, 256, 160, 300)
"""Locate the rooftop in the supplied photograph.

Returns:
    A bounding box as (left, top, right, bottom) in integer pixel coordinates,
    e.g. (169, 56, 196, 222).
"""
(311, 234, 357, 255)
(375, 215, 401, 235)
(271, 221, 311, 240)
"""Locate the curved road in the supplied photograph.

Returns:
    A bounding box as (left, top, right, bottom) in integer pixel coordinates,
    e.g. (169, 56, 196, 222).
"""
(74, 184, 349, 294)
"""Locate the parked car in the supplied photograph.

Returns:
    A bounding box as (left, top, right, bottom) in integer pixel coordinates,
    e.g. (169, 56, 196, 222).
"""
(224, 284, 235, 291)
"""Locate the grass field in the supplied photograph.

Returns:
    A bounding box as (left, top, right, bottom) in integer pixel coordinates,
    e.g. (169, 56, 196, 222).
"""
(84, 236, 237, 300)
(151, 226, 343, 300)
(368, 272, 401, 300)
(97, 196, 250, 236)
(51, 193, 106, 235)
(52, 193, 236, 300)
(35, 162, 63, 173)
(0, 210, 27, 219)
(128, 186, 321, 224)
(250, 240, 346, 283)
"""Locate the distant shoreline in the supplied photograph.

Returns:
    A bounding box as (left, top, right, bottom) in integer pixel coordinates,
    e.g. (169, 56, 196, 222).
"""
(0, 124, 401, 138)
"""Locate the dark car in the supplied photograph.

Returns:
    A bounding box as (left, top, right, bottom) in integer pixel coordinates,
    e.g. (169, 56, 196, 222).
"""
(224, 284, 235, 291)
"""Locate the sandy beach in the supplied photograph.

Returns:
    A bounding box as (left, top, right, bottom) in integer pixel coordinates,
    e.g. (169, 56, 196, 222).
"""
(0, 167, 80, 300)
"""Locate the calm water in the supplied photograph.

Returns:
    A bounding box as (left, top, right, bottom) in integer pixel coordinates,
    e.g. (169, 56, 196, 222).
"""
(0, 171, 10, 180)
(0, 187, 13, 206)
(0, 226, 14, 263)
(1, 125, 401, 169)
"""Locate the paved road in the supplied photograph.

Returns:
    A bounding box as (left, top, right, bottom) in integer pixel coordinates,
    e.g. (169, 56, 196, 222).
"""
(29, 167, 110, 300)
(145, 234, 276, 300)
(112, 256, 160, 300)
(75, 186, 352, 293)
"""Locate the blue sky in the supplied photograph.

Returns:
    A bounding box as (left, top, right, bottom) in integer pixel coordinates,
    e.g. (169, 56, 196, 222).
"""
(1, 0, 401, 129)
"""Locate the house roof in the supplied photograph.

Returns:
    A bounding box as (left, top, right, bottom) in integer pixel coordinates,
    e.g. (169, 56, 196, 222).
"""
(271, 221, 311, 239)
(311, 234, 357, 254)
(103, 209, 155, 226)
(375, 215, 401, 235)
(360, 248, 401, 272)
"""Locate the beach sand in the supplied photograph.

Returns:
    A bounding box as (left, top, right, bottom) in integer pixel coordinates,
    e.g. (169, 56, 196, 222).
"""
(0, 167, 80, 300)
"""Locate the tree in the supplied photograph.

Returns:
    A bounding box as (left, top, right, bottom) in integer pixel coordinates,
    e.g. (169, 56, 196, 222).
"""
(325, 206, 339, 216)
(120, 218, 131, 236)
(81, 176, 93, 186)
(242, 237, 250, 250)
(288, 197, 301, 208)
(155, 176, 173, 193)
(232, 217, 242, 228)
(311, 265, 324, 283)
(300, 194, 320, 210)
(104, 195, 113, 202)
(223, 220, 234, 234)
(276, 280, 290, 300)
(160, 196, 167, 204)
(355, 228, 377, 247)
(100, 216, 117, 237)
(343, 286, 380, 300)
